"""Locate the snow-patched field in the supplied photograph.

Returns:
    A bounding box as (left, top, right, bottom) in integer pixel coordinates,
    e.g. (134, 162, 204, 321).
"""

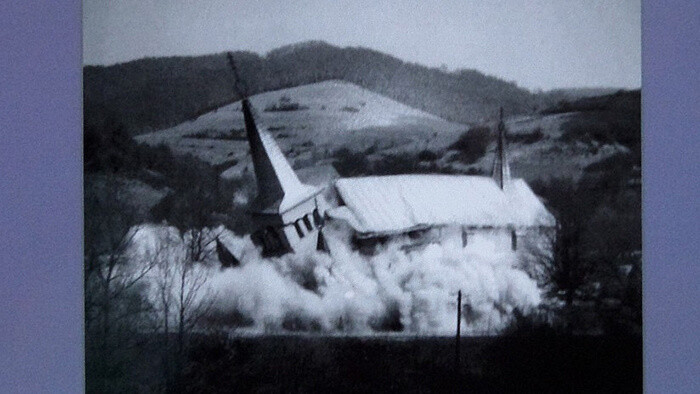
(465, 112, 630, 183)
(136, 80, 466, 167)
(135, 80, 629, 184)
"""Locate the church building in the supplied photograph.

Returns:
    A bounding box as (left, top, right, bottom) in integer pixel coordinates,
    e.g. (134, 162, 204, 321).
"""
(241, 98, 555, 257)
(241, 98, 330, 256)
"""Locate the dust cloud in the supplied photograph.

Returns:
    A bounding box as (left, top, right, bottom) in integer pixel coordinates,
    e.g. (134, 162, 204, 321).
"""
(129, 224, 541, 335)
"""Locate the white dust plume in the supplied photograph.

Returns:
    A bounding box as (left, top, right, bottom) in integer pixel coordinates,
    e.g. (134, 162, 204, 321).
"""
(126, 224, 542, 335)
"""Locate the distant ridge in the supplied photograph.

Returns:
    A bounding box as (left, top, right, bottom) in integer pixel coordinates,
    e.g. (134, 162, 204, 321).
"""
(83, 41, 618, 135)
(265, 40, 336, 57)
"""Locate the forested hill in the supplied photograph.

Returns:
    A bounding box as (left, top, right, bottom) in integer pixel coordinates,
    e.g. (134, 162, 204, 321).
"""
(85, 41, 544, 134)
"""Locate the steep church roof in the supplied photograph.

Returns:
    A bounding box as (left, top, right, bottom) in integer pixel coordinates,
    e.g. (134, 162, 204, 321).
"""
(242, 99, 321, 214)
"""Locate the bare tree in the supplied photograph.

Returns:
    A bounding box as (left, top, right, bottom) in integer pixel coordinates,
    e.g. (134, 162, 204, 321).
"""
(84, 174, 157, 392)
(149, 233, 176, 389)
(150, 231, 215, 390)
(175, 252, 214, 370)
(151, 168, 223, 263)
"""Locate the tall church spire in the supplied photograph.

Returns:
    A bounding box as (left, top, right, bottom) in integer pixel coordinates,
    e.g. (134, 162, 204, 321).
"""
(241, 98, 320, 214)
(492, 107, 511, 190)
(227, 52, 319, 214)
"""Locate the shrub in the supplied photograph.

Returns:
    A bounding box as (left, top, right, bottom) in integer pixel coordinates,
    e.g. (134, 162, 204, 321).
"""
(372, 153, 430, 175)
(500, 309, 558, 337)
(509, 127, 544, 144)
(364, 144, 379, 155)
(448, 126, 492, 164)
(559, 111, 639, 155)
(264, 95, 309, 112)
(560, 119, 614, 145)
(332, 147, 371, 176)
(417, 149, 439, 161)
(184, 128, 246, 140)
(84, 118, 140, 174)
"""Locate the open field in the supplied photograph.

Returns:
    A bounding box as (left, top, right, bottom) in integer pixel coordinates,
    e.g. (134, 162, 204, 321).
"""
(135, 80, 465, 167)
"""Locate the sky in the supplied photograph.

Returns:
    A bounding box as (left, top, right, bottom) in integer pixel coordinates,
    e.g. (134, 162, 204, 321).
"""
(83, 0, 641, 91)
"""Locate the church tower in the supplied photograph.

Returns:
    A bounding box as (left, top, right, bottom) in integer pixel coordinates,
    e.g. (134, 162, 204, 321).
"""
(241, 98, 327, 256)
(492, 107, 511, 190)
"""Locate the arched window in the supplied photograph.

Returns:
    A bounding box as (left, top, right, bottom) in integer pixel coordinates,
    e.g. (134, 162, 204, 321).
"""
(511, 230, 517, 251)
(312, 209, 323, 227)
(294, 221, 305, 238)
(461, 227, 469, 248)
(303, 215, 313, 231)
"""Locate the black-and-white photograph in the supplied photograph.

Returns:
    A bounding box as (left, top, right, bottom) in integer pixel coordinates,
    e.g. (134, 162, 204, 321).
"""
(83, 1, 642, 392)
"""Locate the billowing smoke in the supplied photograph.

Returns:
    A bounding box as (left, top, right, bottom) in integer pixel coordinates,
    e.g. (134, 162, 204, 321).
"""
(127, 224, 541, 335)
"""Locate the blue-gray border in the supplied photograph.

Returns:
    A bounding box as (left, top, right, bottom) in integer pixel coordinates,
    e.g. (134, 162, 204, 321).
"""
(0, 1, 698, 392)
(642, 1, 700, 392)
(0, 1, 83, 392)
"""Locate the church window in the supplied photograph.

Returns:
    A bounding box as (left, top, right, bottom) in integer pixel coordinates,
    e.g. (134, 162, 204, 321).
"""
(461, 227, 469, 248)
(294, 221, 305, 238)
(303, 215, 313, 231)
(511, 230, 517, 251)
(312, 209, 323, 226)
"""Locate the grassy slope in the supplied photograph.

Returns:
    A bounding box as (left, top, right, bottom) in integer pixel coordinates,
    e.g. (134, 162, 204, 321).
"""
(445, 90, 641, 183)
(134, 81, 640, 187)
(464, 112, 631, 183)
(135, 80, 466, 168)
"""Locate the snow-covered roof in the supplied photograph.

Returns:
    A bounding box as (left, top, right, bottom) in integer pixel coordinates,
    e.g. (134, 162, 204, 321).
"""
(503, 178, 557, 229)
(327, 175, 555, 235)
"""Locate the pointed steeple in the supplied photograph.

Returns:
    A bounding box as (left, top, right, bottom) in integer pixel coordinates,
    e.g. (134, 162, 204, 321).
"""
(241, 98, 320, 214)
(492, 107, 511, 190)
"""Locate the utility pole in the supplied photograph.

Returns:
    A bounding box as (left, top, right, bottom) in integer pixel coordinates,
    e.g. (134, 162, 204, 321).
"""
(455, 290, 462, 374)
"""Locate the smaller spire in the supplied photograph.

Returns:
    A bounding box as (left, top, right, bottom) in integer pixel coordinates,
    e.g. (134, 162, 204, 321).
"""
(492, 107, 511, 190)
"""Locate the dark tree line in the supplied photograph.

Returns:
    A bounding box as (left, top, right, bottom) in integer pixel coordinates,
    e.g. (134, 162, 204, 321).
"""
(546, 89, 641, 157)
(528, 169, 641, 334)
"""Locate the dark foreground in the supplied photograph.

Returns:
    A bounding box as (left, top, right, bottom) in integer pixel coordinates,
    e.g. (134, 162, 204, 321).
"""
(127, 333, 641, 393)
